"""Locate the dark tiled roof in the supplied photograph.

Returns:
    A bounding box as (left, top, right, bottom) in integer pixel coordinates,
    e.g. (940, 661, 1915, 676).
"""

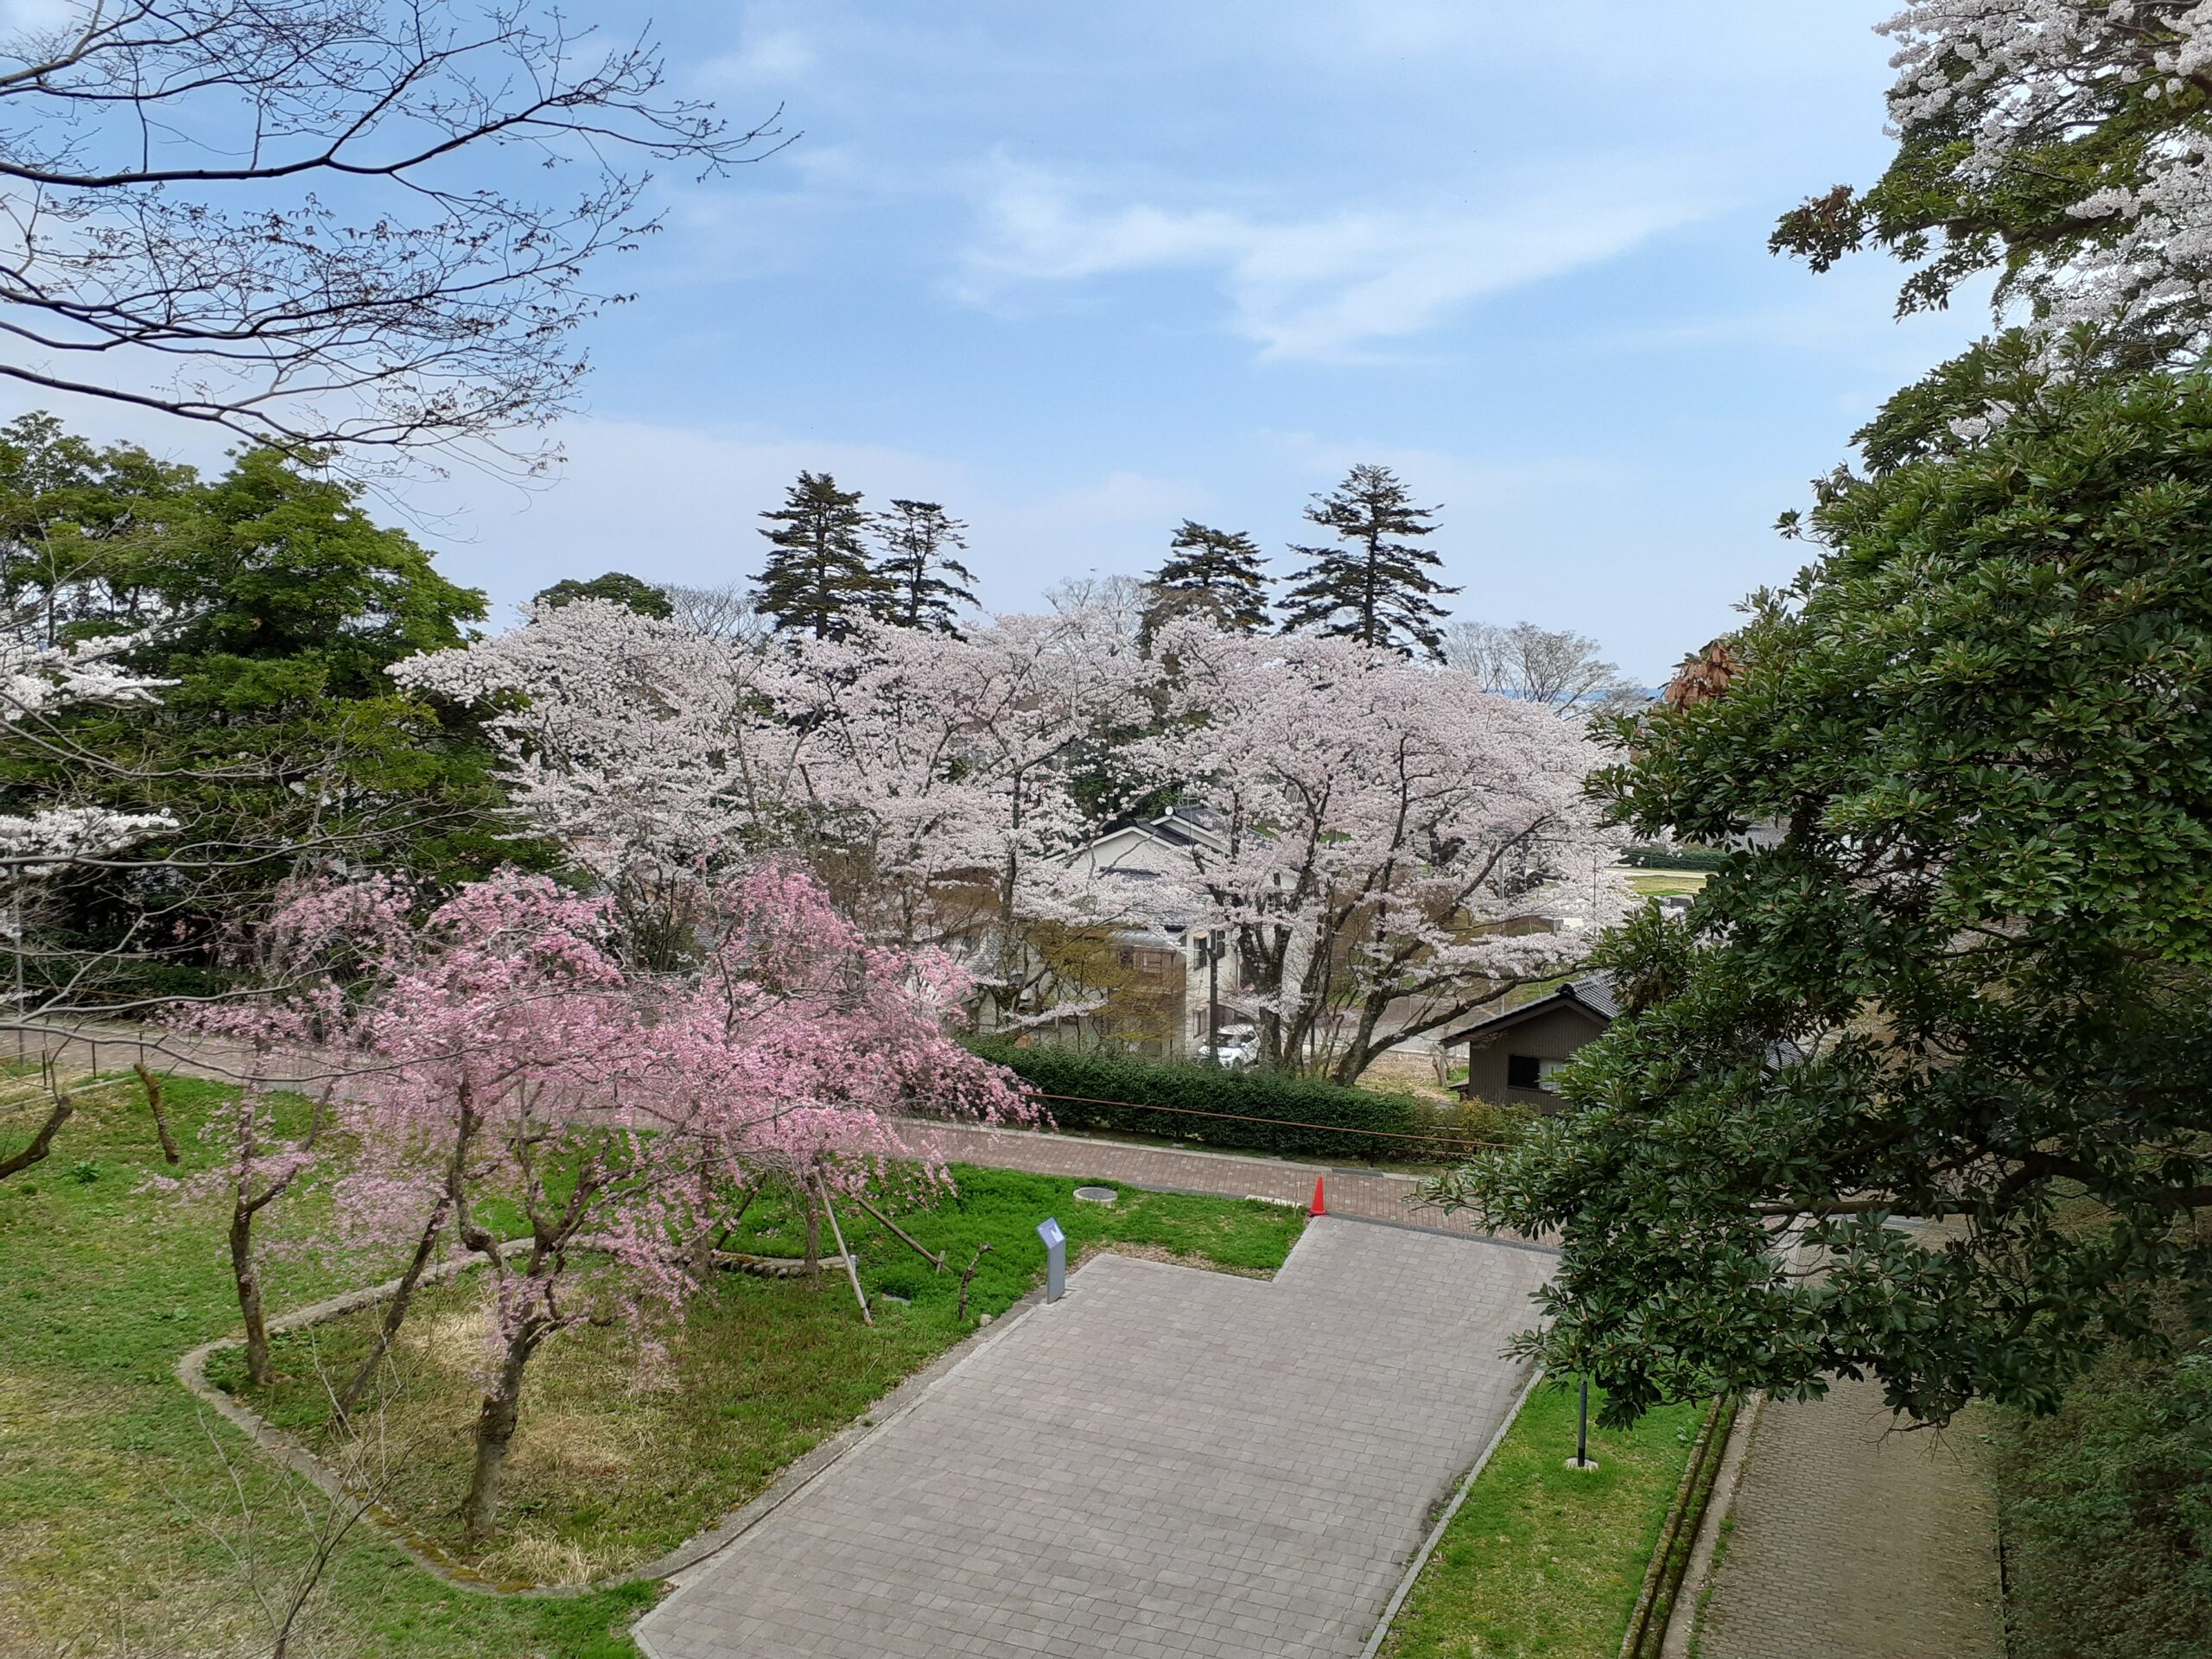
(1438, 973, 1618, 1046)
(1565, 974, 1619, 1019)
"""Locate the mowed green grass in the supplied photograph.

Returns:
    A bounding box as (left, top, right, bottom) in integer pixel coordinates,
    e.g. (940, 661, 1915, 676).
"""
(1380, 1382, 1703, 1659)
(0, 1073, 1300, 1654)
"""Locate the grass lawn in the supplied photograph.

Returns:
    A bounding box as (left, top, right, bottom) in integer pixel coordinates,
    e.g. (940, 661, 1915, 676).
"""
(1380, 1382, 1704, 1659)
(0, 1071, 1300, 1656)
(1625, 871, 1710, 896)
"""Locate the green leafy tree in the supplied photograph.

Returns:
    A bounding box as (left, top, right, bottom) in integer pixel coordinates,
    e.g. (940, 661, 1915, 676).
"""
(533, 571, 673, 619)
(1142, 520, 1270, 641)
(0, 413, 198, 643)
(871, 499, 977, 634)
(1279, 465, 1457, 659)
(753, 471, 887, 640)
(1429, 375, 2212, 1427)
(0, 427, 528, 999)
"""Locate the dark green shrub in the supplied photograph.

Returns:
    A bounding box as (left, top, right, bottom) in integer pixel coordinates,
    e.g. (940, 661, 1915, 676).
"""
(1619, 842, 1732, 870)
(968, 1039, 1435, 1160)
(1993, 1336, 2212, 1659)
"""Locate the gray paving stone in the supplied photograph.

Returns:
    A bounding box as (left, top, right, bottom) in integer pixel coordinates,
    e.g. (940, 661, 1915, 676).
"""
(1695, 1376, 2002, 1659)
(636, 1218, 1548, 1659)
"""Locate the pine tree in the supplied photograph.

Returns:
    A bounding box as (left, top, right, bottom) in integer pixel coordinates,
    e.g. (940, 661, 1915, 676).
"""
(1278, 464, 1459, 659)
(1141, 519, 1270, 641)
(753, 471, 887, 639)
(872, 499, 979, 634)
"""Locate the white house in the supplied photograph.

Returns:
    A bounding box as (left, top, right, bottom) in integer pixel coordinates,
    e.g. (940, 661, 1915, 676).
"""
(1064, 807, 1246, 1056)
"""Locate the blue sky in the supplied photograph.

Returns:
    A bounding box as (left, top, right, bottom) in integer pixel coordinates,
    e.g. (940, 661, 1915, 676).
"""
(7, 2, 1993, 683)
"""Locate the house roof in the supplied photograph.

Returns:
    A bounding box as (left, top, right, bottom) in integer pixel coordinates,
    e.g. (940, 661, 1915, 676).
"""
(1438, 974, 1618, 1046)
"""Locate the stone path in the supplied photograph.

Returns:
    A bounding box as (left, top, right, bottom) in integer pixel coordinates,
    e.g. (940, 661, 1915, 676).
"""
(1691, 1374, 2003, 1659)
(911, 1122, 1517, 1243)
(636, 1217, 1552, 1659)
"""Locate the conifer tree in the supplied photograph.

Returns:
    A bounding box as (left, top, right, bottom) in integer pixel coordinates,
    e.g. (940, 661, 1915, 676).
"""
(872, 499, 979, 634)
(1279, 464, 1459, 660)
(1141, 520, 1271, 640)
(753, 472, 887, 639)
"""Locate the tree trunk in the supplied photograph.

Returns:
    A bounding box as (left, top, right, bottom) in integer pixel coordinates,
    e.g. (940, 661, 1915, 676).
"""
(134, 1063, 181, 1165)
(802, 1183, 822, 1285)
(230, 1201, 273, 1387)
(0, 1091, 71, 1181)
(335, 1193, 450, 1421)
(687, 1161, 717, 1288)
(463, 1332, 535, 1539)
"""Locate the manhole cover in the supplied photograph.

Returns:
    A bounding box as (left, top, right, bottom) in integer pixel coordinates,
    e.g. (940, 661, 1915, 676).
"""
(1073, 1185, 1118, 1204)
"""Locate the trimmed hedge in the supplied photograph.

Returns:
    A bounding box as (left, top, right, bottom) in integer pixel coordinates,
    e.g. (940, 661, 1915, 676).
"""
(1621, 842, 1732, 871)
(968, 1038, 1435, 1161)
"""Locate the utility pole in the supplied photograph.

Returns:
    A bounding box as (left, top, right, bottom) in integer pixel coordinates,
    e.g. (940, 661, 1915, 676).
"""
(1207, 931, 1224, 1051)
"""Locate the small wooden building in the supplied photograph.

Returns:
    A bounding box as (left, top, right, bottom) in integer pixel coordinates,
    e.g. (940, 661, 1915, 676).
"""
(1442, 976, 1618, 1110)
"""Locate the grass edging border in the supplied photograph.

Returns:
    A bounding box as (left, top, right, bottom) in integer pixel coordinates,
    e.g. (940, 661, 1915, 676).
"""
(173, 1241, 1050, 1599)
(1357, 1363, 1547, 1659)
(1616, 1393, 1740, 1659)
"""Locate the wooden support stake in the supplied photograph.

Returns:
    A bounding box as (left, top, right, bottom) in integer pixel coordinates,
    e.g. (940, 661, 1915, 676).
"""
(848, 1190, 947, 1274)
(815, 1178, 872, 1326)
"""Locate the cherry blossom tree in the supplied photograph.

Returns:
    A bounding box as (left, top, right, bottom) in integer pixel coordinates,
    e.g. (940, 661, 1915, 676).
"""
(775, 613, 1162, 1018)
(0, 629, 175, 1183)
(1778, 3, 2212, 373)
(0, 629, 175, 872)
(390, 598, 802, 964)
(397, 603, 1162, 1017)
(276, 862, 1021, 1536)
(151, 879, 409, 1382)
(391, 603, 1625, 1078)
(1144, 624, 1626, 1083)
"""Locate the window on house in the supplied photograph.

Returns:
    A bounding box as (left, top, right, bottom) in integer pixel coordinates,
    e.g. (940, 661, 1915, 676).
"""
(1506, 1054, 1566, 1092)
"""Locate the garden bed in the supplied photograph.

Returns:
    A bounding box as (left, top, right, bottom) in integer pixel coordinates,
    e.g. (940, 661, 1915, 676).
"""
(202, 1165, 1305, 1586)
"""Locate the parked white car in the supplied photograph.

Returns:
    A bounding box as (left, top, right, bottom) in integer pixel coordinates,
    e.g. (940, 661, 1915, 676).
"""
(1199, 1027, 1258, 1068)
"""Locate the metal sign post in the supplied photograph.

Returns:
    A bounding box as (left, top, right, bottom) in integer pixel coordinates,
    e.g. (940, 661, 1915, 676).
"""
(1038, 1216, 1066, 1303)
(1567, 1375, 1599, 1471)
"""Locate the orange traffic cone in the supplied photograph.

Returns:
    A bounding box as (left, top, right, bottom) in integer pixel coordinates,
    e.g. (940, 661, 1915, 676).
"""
(1309, 1174, 1326, 1217)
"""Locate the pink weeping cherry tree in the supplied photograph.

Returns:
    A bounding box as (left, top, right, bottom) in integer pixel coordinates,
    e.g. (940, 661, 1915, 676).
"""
(272, 864, 1021, 1536)
(152, 877, 414, 1388)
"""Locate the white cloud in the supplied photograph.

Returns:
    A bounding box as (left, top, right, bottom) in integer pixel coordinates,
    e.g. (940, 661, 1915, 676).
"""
(701, 24, 816, 88)
(958, 162, 1713, 361)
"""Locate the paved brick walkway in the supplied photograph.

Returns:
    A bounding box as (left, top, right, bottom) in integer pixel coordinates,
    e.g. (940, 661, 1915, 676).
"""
(910, 1122, 1517, 1243)
(637, 1218, 1552, 1659)
(1693, 1374, 2002, 1659)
